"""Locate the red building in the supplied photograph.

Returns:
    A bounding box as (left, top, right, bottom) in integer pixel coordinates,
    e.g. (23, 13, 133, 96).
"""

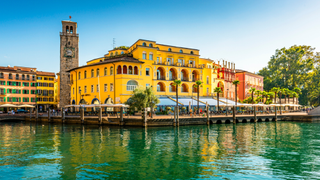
(217, 60, 236, 100)
(235, 69, 264, 101)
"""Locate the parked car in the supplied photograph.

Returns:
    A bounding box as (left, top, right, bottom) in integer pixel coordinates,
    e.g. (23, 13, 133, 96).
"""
(17, 109, 27, 113)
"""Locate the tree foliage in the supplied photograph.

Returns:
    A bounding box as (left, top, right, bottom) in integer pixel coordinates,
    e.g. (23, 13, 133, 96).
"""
(258, 45, 320, 106)
(125, 87, 159, 112)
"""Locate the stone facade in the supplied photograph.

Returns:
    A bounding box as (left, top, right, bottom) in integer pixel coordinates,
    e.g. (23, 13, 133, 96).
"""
(59, 20, 79, 107)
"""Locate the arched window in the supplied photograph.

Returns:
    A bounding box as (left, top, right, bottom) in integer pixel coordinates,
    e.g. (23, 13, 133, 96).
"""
(169, 83, 176, 92)
(117, 65, 122, 74)
(190, 51, 194, 55)
(157, 47, 159, 50)
(142, 51, 146, 59)
(129, 66, 133, 74)
(134, 66, 138, 75)
(127, 80, 138, 91)
(207, 76, 209, 84)
(104, 67, 107, 76)
(78, 72, 81, 79)
(180, 49, 183, 53)
(22, 74, 25, 80)
(149, 43, 153, 47)
(9, 73, 12, 79)
(115, 52, 118, 55)
(149, 52, 153, 60)
(96, 68, 100, 77)
(84, 71, 87, 78)
(16, 74, 19, 80)
(168, 48, 172, 52)
(26, 75, 29, 80)
(157, 82, 165, 92)
(66, 26, 69, 33)
(110, 52, 114, 56)
(121, 51, 124, 54)
(142, 42, 146, 46)
(123, 65, 128, 74)
(110, 67, 114, 75)
(181, 84, 188, 93)
(91, 69, 94, 77)
(0, 72, 4, 78)
(70, 26, 73, 33)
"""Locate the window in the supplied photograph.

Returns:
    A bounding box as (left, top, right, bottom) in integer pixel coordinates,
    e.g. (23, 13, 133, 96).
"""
(84, 71, 87, 78)
(110, 83, 114, 91)
(16, 74, 19, 80)
(96, 84, 99, 92)
(149, 53, 153, 60)
(207, 77, 209, 84)
(78, 72, 81, 79)
(157, 57, 160, 63)
(142, 42, 146, 46)
(91, 85, 94, 93)
(180, 49, 183, 53)
(26, 75, 30, 80)
(84, 86, 87, 93)
(129, 66, 133, 74)
(121, 51, 124, 54)
(0, 73, 3, 79)
(32, 75, 35, 81)
(104, 68, 107, 76)
(190, 51, 194, 55)
(97, 68, 100, 77)
(142, 52, 146, 59)
(110, 52, 114, 56)
(168, 48, 172, 52)
(44, 77, 48, 80)
(134, 66, 138, 75)
(207, 88, 209, 94)
(146, 84, 150, 87)
(149, 43, 153, 47)
(79, 86, 81, 94)
(115, 52, 118, 55)
(127, 80, 138, 91)
(49, 83, 54, 87)
(49, 78, 54, 81)
(9, 73, 12, 79)
(73, 88, 74, 95)
(110, 67, 114, 75)
(91, 69, 94, 77)
(146, 68, 150, 76)
(104, 84, 108, 92)
(22, 74, 25, 80)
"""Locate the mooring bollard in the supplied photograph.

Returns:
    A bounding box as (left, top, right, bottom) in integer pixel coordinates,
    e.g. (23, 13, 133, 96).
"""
(254, 106, 257, 123)
(233, 106, 236, 124)
(275, 106, 278, 121)
(119, 107, 123, 126)
(48, 109, 51, 122)
(29, 107, 32, 120)
(206, 106, 210, 125)
(81, 108, 85, 124)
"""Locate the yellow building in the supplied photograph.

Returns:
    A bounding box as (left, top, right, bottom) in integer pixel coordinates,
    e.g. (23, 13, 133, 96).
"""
(68, 39, 235, 106)
(36, 71, 57, 111)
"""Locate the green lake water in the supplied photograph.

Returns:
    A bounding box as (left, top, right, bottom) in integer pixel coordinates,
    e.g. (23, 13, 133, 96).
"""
(0, 121, 320, 179)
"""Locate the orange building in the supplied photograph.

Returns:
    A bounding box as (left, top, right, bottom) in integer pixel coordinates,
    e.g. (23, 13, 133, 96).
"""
(235, 69, 264, 101)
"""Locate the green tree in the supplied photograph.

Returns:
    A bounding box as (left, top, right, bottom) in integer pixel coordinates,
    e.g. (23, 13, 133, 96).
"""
(232, 80, 240, 106)
(249, 87, 256, 104)
(145, 87, 160, 118)
(258, 45, 320, 105)
(271, 87, 280, 104)
(255, 90, 262, 103)
(214, 87, 223, 112)
(262, 91, 268, 103)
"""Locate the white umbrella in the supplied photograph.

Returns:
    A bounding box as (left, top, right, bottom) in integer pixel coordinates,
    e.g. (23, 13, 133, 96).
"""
(0, 104, 18, 107)
(17, 104, 35, 108)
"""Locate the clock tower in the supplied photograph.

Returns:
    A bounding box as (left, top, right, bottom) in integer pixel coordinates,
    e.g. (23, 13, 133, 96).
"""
(59, 20, 79, 107)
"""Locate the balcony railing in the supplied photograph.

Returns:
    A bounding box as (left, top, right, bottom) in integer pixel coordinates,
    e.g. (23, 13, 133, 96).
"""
(192, 78, 200, 82)
(169, 76, 177, 80)
(157, 76, 166, 80)
(153, 61, 203, 69)
(60, 32, 79, 37)
(8, 77, 13, 79)
(127, 85, 138, 91)
(181, 77, 189, 81)
(15, 77, 19, 80)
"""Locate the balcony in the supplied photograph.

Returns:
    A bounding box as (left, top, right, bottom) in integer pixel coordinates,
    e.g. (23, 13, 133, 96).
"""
(192, 78, 200, 82)
(0, 76, 3, 79)
(15, 77, 19, 80)
(8, 76, 13, 80)
(169, 76, 177, 81)
(153, 61, 203, 69)
(157, 76, 166, 80)
(181, 77, 189, 82)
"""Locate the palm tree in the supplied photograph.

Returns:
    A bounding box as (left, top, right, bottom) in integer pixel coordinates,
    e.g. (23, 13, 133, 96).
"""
(255, 90, 262, 103)
(292, 92, 298, 104)
(282, 88, 289, 104)
(267, 92, 275, 104)
(232, 80, 240, 106)
(214, 87, 223, 112)
(145, 87, 160, 118)
(195, 80, 203, 114)
(271, 87, 280, 103)
(262, 91, 268, 103)
(293, 87, 301, 104)
(249, 87, 256, 104)
(172, 79, 182, 119)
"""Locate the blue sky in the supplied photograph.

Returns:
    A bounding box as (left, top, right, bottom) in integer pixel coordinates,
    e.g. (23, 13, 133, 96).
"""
(1, 0, 320, 74)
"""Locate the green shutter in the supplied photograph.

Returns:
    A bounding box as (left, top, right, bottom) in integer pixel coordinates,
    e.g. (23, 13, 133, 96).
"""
(27, 90, 29, 94)
(3, 88, 5, 95)
(7, 89, 9, 93)
(4, 97, 5, 102)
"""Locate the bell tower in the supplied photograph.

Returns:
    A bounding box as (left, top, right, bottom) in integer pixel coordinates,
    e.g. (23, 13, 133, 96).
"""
(59, 19, 79, 107)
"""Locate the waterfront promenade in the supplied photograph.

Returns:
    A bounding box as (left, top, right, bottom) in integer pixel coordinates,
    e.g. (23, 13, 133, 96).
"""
(0, 111, 313, 127)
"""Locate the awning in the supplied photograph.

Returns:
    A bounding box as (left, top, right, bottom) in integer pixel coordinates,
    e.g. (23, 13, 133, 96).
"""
(178, 98, 206, 106)
(157, 98, 177, 106)
(199, 98, 227, 106)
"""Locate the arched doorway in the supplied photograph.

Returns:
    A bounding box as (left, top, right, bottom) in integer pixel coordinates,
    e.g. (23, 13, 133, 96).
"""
(157, 82, 165, 92)
(169, 83, 176, 92)
(181, 69, 189, 81)
(192, 70, 199, 82)
(169, 68, 177, 80)
(181, 83, 188, 93)
(157, 67, 165, 80)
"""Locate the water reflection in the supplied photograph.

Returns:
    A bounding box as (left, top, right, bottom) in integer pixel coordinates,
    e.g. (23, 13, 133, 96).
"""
(0, 121, 319, 179)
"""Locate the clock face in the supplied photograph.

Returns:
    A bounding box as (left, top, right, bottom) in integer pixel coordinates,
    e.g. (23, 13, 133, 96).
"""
(64, 47, 75, 58)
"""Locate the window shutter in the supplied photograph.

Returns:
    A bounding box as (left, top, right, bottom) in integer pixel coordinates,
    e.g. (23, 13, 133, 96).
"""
(19, 97, 21, 102)
(3, 88, 5, 95)
(4, 97, 5, 102)
(27, 90, 29, 94)
(19, 90, 21, 94)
